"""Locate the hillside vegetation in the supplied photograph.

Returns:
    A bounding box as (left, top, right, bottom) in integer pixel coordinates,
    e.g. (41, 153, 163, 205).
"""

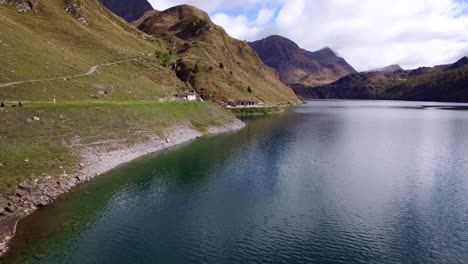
(0, 0, 297, 195)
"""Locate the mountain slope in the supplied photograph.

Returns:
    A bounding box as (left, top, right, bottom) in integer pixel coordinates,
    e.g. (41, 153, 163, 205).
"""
(249, 35, 356, 86)
(0, 0, 189, 101)
(135, 5, 299, 104)
(98, 0, 153, 22)
(300, 57, 468, 102)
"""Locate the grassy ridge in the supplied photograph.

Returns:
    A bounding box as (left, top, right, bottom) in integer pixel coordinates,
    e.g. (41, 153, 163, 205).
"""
(0, 101, 233, 193)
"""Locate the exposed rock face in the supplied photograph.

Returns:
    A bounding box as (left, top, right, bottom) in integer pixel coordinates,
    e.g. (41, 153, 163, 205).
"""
(64, 0, 88, 25)
(249, 35, 356, 87)
(296, 57, 468, 103)
(98, 0, 153, 22)
(0, 0, 40, 12)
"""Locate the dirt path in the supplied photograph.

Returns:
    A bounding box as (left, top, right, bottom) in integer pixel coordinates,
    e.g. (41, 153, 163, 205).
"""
(0, 57, 140, 88)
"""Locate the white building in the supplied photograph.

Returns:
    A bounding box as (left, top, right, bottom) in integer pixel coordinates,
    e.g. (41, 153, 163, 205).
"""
(177, 93, 197, 101)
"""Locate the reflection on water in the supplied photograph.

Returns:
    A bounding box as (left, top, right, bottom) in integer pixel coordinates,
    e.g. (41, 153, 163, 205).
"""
(3, 100, 468, 264)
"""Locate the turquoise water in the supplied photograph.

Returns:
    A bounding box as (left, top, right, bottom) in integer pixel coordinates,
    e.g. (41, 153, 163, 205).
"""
(3, 100, 468, 264)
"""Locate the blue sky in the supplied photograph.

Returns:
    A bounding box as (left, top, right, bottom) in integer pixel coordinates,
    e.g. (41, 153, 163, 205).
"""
(149, 0, 468, 70)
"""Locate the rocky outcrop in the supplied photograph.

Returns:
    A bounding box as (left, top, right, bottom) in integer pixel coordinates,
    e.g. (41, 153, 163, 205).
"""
(0, 0, 40, 12)
(64, 0, 88, 25)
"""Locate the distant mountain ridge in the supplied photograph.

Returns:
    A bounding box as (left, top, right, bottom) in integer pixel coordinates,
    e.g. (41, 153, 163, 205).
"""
(370, 64, 403, 74)
(249, 35, 356, 86)
(98, 0, 153, 22)
(293, 57, 468, 103)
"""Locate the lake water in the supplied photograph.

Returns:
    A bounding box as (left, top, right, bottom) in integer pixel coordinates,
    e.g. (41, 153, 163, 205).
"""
(3, 100, 468, 264)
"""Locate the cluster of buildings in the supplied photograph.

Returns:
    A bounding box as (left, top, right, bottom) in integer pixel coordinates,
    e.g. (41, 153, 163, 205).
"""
(175, 91, 262, 108)
(226, 99, 260, 108)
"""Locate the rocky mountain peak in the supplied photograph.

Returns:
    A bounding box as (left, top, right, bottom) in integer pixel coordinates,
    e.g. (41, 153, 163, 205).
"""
(98, 0, 153, 22)
(249, 35, 356, 86)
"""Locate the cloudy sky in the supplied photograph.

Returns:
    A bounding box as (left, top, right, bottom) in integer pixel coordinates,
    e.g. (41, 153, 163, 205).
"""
(148, 0, 468, 71)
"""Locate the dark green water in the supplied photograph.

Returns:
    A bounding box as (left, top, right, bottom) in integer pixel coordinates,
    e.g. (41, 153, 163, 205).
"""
(3, 100, 468, 264)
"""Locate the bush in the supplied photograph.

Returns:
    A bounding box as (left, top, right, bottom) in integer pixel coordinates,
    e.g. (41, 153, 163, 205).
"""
(193, 63, 200, 73)
(155, 50, 172, 64)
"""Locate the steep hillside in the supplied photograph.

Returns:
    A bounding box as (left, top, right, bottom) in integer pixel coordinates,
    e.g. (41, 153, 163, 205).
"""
(98, 0, 153, 22)
(300, 57, 468, 102)
(135, 6, 300, 104)
(249, 35, 356, 86)
(0, 0, 186, 101)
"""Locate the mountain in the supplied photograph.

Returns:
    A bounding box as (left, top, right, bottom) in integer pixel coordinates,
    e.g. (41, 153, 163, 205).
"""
(0, 0, 299, 198)
(248, 35, 356, 86)
(135, 5, 299, 104)
(98, 0, 153, 22)
(370, 64, 403, 74)
(297, 57, 468, 102)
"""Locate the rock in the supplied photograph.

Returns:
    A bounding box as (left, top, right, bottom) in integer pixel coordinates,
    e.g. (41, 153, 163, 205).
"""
(0, 242, 6, 253)
(33, 199, 48, 208)
(32, 117, 40, 121)
(79, 163, 85, 168)
(25, 117, 34, 123)
(0, 208, 5, 216)
(19, 183, 32, 190)
(29, 188, 42, 197)
(5, 206, 15, 213)
(24, 159, 29, 162)
(165, 138, 171, 143)
(15, 188, 28, 197)
(76, 175, 87, 182)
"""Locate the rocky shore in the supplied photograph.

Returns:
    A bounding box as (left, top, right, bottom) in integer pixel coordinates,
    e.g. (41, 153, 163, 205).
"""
(0, 118, 245, 255)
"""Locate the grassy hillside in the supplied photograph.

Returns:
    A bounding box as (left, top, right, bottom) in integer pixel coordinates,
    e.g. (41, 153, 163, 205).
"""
(135, 5, 300, 104)
(0, 101, 233, 194)
(0, 0, 299, 196)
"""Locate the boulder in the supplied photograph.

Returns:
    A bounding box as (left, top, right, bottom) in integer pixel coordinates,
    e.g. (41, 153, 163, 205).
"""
(29, 188, 42, 197)
(5, 206, 15, 213)
(19, 183, 32, 190)
(33, 199, 48, 208)
(15, 188, 28, 197)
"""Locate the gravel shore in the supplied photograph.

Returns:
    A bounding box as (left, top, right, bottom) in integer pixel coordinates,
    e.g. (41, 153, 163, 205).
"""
(0, 118, 245, 255)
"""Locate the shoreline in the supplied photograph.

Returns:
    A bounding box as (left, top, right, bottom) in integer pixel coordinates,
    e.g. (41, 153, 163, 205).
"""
(0, 118, 246, 255)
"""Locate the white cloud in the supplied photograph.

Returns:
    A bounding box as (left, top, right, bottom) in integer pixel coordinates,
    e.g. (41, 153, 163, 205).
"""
(256, 8, 275, 25)
(272, 0, 468, 70)
(212, 13, 262, 41)
(148, 0, 468, 70)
